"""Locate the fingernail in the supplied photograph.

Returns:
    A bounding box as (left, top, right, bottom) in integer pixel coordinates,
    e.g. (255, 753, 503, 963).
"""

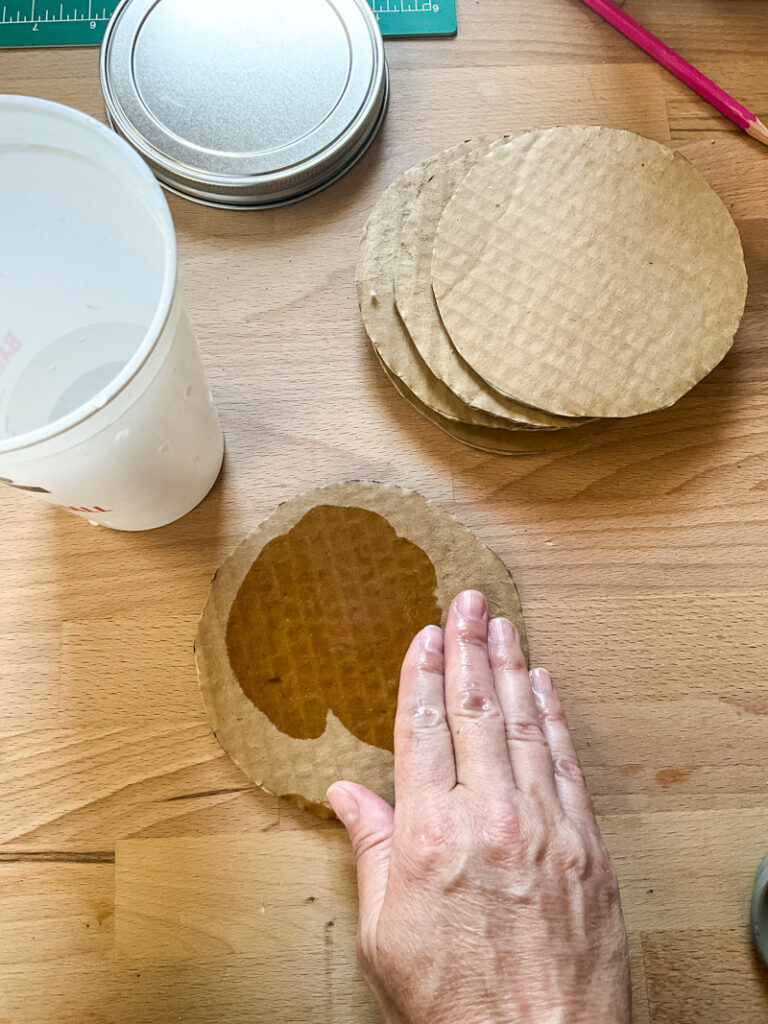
(488, 617, 517, 643)
(530, 668, 553, 697)
(327, 784, 359, 827)
(456, 590, 487, 620)
(422, 625, 444, 654)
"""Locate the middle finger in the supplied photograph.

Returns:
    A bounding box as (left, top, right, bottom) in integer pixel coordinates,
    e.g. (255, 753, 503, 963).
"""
(444, 590, 513, 791)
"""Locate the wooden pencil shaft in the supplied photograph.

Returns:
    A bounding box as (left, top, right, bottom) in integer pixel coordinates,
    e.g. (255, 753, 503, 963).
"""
(578, 0, 756, 130)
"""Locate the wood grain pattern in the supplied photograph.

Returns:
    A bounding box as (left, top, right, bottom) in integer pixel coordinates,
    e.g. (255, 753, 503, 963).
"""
(2, 1, 768, 1020)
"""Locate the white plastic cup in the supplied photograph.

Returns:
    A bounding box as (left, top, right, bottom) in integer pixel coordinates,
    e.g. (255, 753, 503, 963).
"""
(0, 96, 224, 531)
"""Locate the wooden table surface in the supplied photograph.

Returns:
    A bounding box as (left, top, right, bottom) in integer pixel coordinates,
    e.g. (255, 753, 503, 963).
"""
(2, 2, 768, 1021)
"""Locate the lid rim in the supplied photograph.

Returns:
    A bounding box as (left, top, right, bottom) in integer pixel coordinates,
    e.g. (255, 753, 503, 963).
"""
(107, 69, 389, 209)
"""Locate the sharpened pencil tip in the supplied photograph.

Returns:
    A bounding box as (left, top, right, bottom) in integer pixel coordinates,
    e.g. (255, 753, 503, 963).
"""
(747, 118, 768, 147)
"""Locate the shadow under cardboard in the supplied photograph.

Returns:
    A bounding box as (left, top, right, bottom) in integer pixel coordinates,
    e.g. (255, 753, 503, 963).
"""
(366, 337, 749, 513)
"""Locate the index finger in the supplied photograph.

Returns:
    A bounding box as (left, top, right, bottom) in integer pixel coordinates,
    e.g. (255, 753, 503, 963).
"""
(393, 625, 456, 813)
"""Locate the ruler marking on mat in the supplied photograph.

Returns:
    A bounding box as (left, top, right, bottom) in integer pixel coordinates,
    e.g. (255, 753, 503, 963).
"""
(0, 0, 455, 45)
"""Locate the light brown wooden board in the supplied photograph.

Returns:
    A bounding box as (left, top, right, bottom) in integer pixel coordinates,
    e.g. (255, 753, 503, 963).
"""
(2, 4, 768, 1021)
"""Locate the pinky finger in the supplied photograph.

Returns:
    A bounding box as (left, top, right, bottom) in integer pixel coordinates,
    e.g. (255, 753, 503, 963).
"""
(530, 668, 595, 826)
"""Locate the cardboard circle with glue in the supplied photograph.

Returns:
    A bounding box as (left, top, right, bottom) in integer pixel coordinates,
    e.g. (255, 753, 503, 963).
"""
(432, 127, 748, 419)
(195, 482, 527, 817)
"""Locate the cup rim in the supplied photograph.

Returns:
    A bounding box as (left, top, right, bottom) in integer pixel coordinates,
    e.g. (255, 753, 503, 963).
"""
(0, 95, 178, 457)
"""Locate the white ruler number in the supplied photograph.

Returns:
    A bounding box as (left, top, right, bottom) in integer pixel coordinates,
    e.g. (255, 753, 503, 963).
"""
(0, 3, 109, 25)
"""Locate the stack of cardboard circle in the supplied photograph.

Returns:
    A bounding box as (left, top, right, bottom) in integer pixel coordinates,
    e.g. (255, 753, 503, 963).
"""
(357, 126, 748, 455)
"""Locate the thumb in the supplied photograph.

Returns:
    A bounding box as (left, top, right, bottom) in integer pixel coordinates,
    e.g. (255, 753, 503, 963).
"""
(328, 781, 394, 931)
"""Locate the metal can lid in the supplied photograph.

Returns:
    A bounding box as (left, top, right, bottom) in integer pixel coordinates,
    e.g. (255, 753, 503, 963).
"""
(100, 0, 389, 209)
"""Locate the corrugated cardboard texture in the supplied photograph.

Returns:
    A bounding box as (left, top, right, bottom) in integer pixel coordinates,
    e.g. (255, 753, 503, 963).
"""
(377, 351, 605, 455)
(394, 137, 588, 430)
(226, 505, 440, 752)
(195, 483, 527, 817)
(356, 158, 531, 430)
(432, 126, 748, 418)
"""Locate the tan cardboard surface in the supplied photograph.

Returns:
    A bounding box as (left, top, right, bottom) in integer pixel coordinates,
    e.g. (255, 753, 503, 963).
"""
(195, 483, 527, 817)
(378, 352, 605, 455)
(432, 126, 748, 418)
(394, 138, 588, 430)
(356, 160, 529, 430)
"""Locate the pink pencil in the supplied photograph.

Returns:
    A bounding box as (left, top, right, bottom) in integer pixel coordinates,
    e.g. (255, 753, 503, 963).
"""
(578, 0, 768, 146)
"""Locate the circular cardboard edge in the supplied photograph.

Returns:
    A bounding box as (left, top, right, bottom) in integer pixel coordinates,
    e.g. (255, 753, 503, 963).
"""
(393, 135, 591, 430)
(195, 481, 527, 815)
(377, 351, 606, 455)
(356, 157, 526, 430)
(431, 126, 749, 419)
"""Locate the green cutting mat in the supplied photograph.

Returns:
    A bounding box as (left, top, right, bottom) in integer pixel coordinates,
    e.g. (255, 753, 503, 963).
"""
(0, 0, 456, 47)
(370, 0, 456, 36)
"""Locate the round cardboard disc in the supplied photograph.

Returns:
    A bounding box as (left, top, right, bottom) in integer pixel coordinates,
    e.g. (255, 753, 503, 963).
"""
(195, 483, 527, 817)
(394, 138, 588, 430)
(377, 352, 605, 455)
(432, 127, 748, 419)
(356, 153, 532, 430)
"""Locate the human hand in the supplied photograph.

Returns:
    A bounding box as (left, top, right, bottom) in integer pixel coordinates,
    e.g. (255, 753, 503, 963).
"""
(328, 590, 631, 1024)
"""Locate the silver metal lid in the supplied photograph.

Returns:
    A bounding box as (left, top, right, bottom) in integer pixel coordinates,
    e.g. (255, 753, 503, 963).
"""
(100, 0, 389, 209)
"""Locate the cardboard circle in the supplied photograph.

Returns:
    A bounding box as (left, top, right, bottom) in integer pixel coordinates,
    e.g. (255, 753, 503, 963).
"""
(195, 482, 527, 817)
(432, 127, 748, 418)
(394, 138, 588, 430)
(356, 154, 524, 430)
(377, 352, 605, 455)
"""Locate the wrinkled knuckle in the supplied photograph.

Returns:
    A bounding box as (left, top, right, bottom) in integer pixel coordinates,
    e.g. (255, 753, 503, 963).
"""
(453, 619, 488, 650)
(408, 646, 444, 676)
(416, 817, 455, 852)
(524, 784, 552, 811)
(399, 700, 447, 734)
(401, 816, 455, 874)
(505, 717, 548, 745)
(523, 817, 549, 860)
(489, 643, 527, 673)
(541, 703, 567, 725)
(479, 806, 523, 860)
(553, 754, 585, 785)
(556, 835, 592, 876)
(454, 690, 503, 721)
